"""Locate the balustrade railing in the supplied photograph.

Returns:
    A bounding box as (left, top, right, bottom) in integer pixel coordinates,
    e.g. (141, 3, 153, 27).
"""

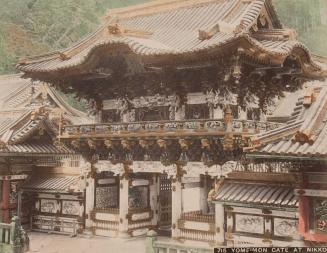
(179, 229, 215, 243)
(180, 211, 214, 223)
(0, 223, 12, 245)
(0, 217, 27, 253)
(93, 220, 119, 231)
(93, 208, 119, 214)
(61, 119, 283, 138)
(178, 211, 215, 243)
(146, 233, 213, 253)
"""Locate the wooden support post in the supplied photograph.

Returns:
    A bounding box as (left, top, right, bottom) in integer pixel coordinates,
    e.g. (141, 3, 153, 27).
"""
(2, 180, 10, 224)
(171, 179, 182, 239)
(119, 177, 129, 237)
(298, 195, 309, 235)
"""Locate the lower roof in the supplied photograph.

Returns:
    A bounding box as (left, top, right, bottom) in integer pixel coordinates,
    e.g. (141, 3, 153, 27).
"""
(22, 174, 82, 193)
(214, 181, 298, 209)
(0, 142, 75, 156)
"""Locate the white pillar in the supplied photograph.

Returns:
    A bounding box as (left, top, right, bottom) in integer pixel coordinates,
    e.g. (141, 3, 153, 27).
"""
(85, 176, 95, 229)
(215, 203, 225, 246)
(239, 107, 247, 120)
(175, 105, 185, 121)
(119, 177, 129, 237)
(150, 176, 159, 226)
(171, 179, 182, 238)
(213, 107, 223, 119)
(199, 176, 208, 214)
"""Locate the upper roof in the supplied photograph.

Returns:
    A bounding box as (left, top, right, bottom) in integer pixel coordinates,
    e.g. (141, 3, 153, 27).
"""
(16, 0, 327, 78)
(248, 80, 327, 158)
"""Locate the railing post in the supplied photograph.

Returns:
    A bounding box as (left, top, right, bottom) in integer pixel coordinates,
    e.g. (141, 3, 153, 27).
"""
(146, 230, 157, 253)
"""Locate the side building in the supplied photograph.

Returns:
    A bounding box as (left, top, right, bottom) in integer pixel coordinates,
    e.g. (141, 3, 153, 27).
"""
(245, 81, 327, 245)
(0, 74, 90, 235)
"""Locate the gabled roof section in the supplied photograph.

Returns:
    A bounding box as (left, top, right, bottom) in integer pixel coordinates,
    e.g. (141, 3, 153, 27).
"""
(0, 74, 90, 123)
(248, 80, 327, 158)
(0, 74, 89, 155)
(0, 108, 76, 155)
(16, 0, 327, 78)
(0, 107, 48, 145)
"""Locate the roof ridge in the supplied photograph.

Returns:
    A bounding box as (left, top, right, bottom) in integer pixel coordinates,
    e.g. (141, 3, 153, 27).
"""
(104, 0, 224, 21)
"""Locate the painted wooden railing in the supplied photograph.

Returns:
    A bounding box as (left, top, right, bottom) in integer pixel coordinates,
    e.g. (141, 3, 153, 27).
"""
(178, 211, 215, 243)
(60, 119, 283, 138)
(32, 215, 82, 236)
(0, 217, 28, 253)
(91, 209, 120, 227)
(180, 211, 215, 223)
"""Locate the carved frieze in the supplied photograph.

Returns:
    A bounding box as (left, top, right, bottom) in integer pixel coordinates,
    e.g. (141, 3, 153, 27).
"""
(132, 161, 177, 177)
(235, 214, 264, 234)
(95, 161, 124, 175)
(273, 218, 298, 237)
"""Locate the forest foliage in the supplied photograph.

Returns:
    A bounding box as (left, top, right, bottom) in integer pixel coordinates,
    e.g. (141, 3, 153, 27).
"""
(0, 0, 326, 74)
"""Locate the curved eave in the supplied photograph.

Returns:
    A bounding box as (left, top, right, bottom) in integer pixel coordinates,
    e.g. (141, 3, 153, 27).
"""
(16, 34, 327, 80)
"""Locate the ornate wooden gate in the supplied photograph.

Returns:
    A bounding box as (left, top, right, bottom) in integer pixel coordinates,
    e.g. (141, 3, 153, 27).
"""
(158, 175, 172, 230)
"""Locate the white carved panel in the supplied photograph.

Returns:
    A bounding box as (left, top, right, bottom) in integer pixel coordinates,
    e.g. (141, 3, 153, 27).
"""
(98, 178, 116, 185)
(235, 214, 264, 234)
(40, 199, 58, 213)
(131, 212, 150, 221)
(95, 212, 119, 222)
(131, 179, 149, 187)
(273, 218, 298, 237)
(95, 161, 124, 175)
(62, 201, 80, 216)
(132, 161, 177, 177)
(183, 221, 210, 231)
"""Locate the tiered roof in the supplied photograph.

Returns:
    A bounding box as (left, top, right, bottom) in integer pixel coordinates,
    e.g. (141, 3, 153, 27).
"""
(16, 0, 327, 78)
(249, 81, 327, 159)
(0, 75, 89, 155)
